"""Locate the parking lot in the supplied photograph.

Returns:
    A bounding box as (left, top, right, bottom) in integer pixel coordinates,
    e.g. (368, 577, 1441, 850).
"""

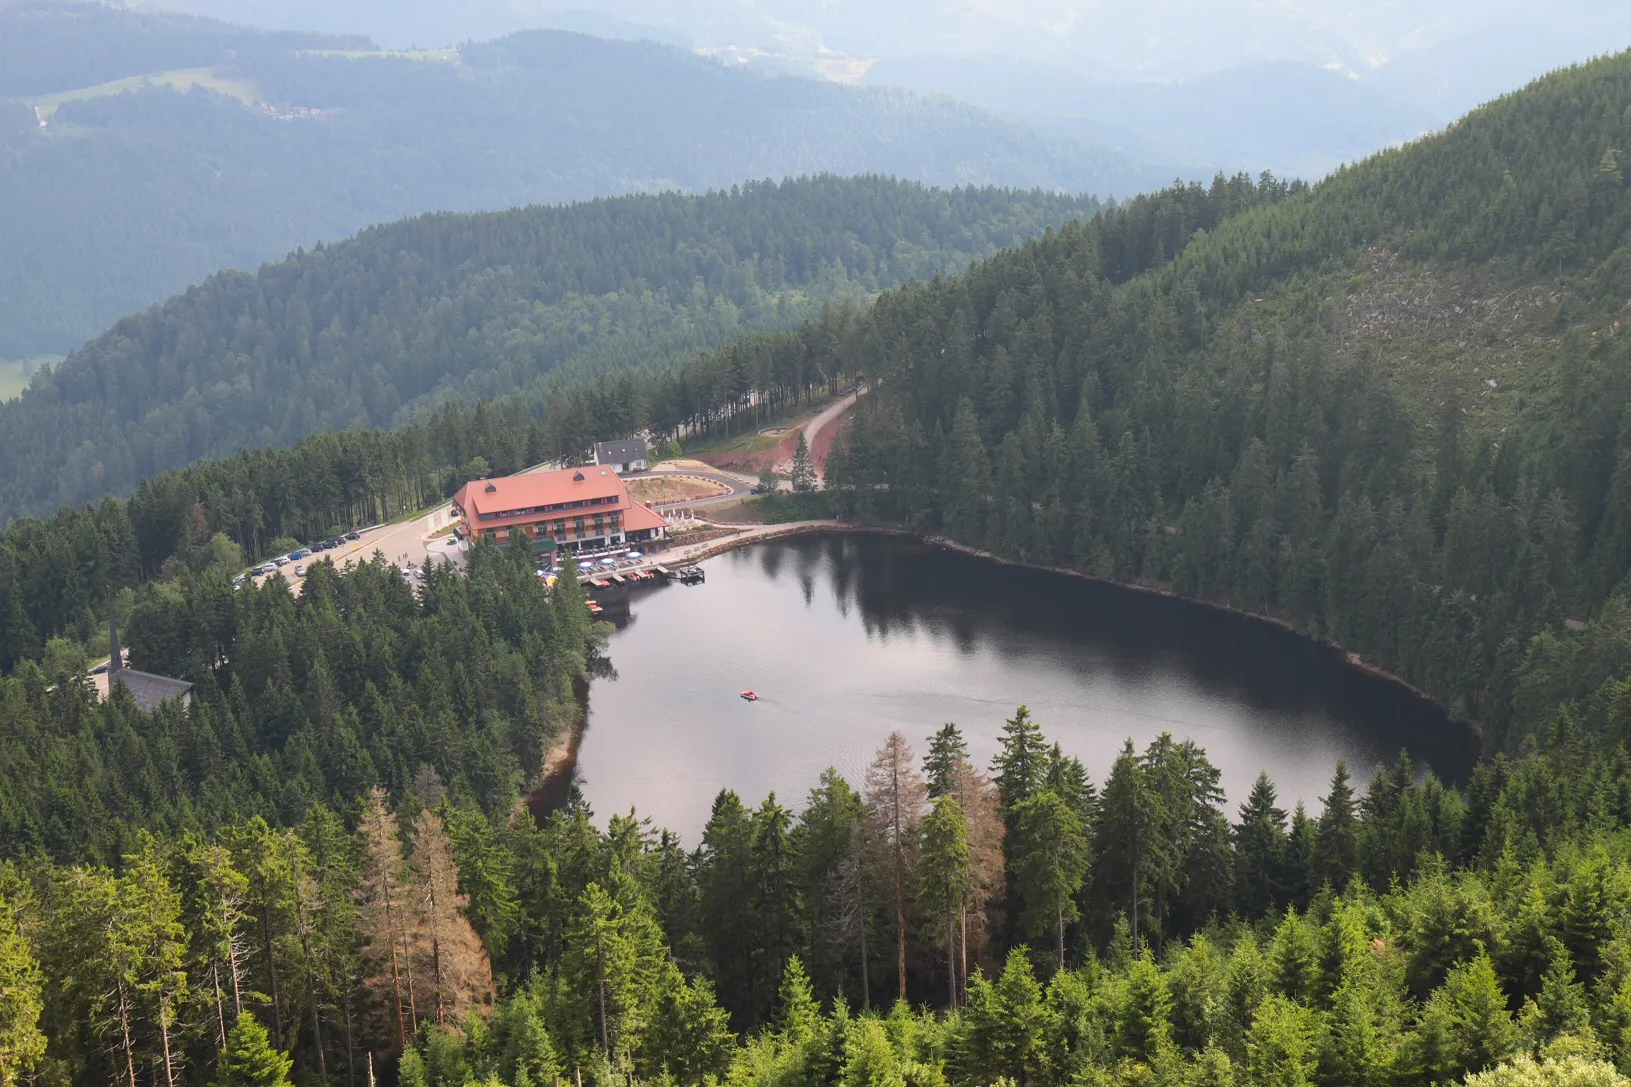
(244, 516, 466, 596)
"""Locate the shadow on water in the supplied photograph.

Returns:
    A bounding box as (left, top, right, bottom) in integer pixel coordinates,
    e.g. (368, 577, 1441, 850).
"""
(535, 533, 1478, 836)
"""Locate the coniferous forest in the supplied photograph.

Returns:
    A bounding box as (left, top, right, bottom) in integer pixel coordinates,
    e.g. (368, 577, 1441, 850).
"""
(12, 36, 1631, 1087)
(0, 176, 1097, 527)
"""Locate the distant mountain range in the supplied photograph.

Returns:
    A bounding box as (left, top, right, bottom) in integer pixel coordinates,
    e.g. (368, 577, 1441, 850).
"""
(138, 0, 1631, 121)
(859, 57, 1442, 182)
(0, 0, 1171, 358)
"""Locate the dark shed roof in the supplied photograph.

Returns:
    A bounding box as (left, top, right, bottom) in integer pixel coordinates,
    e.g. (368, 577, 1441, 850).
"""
(112, 669, 194, 711)
(594, 438, 648, 464)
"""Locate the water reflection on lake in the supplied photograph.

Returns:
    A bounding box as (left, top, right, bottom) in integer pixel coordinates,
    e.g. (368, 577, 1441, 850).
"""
(574, 533, 1476, 842)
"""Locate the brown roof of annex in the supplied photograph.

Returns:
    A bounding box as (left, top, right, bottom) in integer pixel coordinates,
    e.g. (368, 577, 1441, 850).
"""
(453, 467, 629, 519)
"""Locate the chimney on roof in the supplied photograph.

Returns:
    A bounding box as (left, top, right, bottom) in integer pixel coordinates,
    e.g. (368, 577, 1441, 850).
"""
(108, 598, 122, 676)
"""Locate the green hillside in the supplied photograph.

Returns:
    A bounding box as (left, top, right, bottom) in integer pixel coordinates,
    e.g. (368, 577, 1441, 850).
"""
(0, 0, 1169, 358)
(813, 52, 1631, 754)
(0, 176, 1099, 526)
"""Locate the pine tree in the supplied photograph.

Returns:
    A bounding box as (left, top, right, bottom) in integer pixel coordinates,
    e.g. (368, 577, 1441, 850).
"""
(356, 789, 419, 1048)
(924, 723, 969, 798)
(176, 836, 250, 1056)
(216, 1013, 293, 1087)
(757, 462, 779, 495)
(747, 794, 801, 1029)
(410, 809, 494, 1027)
(992, 705, 1050, 817)
(949, 754, 1005, 995)
(697, 789, 756, 1024)
(864, 731, 928, 1003)
(1010, 790, 1090, 972)
(919, 795, 974, 1007)
(1234, 772, 1288, 919)
(792, 769, 867, 1004)
(957, 949, 1049, 1086)
(1518, 938, 1594, 1050)
(1246, 995, 1319, 1087)
(1094, 740, 1173, 950)
(1314, 762, 1359, 891)
(1407, 952, 1516, 1084)
(0, 894, 45, 1087)
(1116, 951, 1175, 1064)
(792, 432, 818, 493)
(124, 841, 192, 1087)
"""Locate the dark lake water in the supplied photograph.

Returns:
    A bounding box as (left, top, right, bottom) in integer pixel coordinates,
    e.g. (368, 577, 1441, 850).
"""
(574, 533, 1477, 842)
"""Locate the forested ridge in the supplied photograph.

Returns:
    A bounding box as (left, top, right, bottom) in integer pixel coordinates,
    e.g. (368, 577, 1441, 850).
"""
(816, 49, 1631, 756)
(0, 175, 1097, 526)
(0, 0, 1164, 358)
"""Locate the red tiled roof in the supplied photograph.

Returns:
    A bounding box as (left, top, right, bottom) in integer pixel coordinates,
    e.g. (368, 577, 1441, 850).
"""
(452, 467, 669, 535)
(454, 467, 627, 519)
(622, 502, 669, 532)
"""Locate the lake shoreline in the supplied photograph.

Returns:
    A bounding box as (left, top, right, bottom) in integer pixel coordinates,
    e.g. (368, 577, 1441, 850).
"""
(525, 519, 1478, 826)
(688, 518, 1479, 739)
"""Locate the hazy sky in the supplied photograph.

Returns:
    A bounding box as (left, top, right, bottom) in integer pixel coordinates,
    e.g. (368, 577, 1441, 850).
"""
(147, 0, 1631, 116)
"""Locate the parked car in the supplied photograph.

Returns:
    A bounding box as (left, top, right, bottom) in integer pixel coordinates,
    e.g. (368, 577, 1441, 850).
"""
(274, 556, 289, 566)
(294, 564, 307, 577)
(290, 549, 309, 560)
(345, 531, 361, 541)
(257, 563, 276, 575)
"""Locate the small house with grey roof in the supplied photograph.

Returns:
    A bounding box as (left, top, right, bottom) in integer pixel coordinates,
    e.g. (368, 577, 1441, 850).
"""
(593, 438, 649, 474)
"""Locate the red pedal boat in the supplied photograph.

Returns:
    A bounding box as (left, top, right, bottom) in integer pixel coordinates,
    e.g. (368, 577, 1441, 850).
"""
(740, 690, 759, 701)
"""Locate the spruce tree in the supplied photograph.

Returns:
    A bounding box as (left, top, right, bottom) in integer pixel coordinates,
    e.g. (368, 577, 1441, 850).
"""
(992, 705, 1050, 817)
(924, 723, 969, 798)
(1233, 772, 1288, 919)
(0, 894, 44, 1087)
(410, 809, 495, 1027)
(792, 432, 818, 493)
(1314, 761, 1359, 891)
(216, 1013, 293, 1087)
(1093, 740, 1173, 950)
(863, 731, 928, 1003)
(1010, 790, 1090, 972)
(919, 795, 973, 1007)
(1246, 995, 1319, 1087)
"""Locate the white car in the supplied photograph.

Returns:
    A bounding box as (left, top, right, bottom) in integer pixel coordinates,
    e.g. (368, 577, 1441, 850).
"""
(294, 564, 307, 577)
